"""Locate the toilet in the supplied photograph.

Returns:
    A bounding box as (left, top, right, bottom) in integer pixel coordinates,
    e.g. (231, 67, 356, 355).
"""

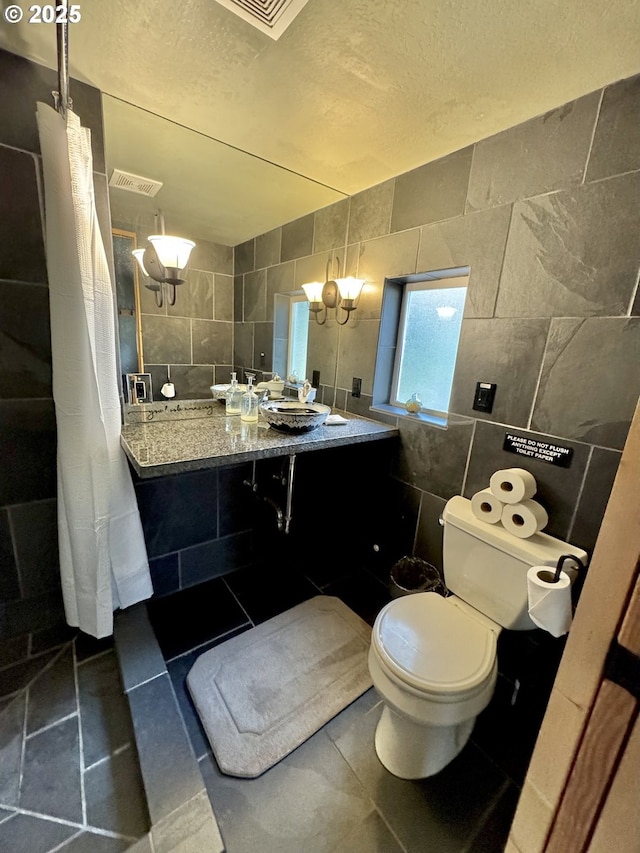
(368, 495, 587, 779)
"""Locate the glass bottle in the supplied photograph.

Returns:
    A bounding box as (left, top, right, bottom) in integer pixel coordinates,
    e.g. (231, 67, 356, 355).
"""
(405, 392, 422, 414)
(240, 375, 259, 423)
(225, 372, 242, 415)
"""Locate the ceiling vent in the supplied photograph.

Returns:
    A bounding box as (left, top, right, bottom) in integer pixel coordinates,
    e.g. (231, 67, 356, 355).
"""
(109, 169, 163, 197)
(213, 0, 311, 40)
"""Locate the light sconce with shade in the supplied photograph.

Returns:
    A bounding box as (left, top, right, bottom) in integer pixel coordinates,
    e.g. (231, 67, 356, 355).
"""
(132, 211, 195, 308)
(301, 256, 365, 326)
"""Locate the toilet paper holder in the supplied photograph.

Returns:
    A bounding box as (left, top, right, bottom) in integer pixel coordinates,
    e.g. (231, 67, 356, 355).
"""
(538, 554, 587, 585)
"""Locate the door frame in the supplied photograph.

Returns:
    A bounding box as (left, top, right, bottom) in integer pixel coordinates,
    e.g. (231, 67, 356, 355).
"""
(507, 396, 640, 852)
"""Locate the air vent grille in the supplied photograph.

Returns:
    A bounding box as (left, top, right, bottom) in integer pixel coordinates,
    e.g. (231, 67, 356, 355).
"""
(213, 0, 311, 39)
(109, 170, 163, 197)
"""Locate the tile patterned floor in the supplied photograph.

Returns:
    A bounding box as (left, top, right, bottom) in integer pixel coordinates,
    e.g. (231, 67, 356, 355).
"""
(0, 636, 149, 853)
(148, 560, 521, 853)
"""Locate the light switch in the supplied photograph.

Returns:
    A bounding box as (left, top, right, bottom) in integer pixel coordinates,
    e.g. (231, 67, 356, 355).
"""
(473, 382, 496, 413)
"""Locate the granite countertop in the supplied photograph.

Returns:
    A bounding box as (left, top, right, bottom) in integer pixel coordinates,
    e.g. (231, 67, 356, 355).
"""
(120, 401, 398, 478)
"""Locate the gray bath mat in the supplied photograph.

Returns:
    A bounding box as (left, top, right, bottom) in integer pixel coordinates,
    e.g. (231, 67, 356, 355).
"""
(186, 595, 372, 778)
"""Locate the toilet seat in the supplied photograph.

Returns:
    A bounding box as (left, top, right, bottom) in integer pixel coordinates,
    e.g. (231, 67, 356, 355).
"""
(372, 593, 497, 700)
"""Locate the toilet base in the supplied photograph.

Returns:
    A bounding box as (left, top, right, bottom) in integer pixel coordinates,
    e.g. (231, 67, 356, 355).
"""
(374, 704, 475, 779)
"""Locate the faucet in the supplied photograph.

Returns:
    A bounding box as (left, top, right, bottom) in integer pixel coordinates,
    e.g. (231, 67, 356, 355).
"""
(298, 379, 312, 404)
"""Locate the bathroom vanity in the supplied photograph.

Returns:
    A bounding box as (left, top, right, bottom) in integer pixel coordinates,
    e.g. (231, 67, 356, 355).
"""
(120, 398, 399, 579)
(121, 399, 397, 478)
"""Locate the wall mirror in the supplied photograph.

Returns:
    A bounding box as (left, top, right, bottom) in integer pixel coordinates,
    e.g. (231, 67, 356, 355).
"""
(112, 228, 144, 389)
(105, 96, 347, 393)
(104, 95, 346, 248)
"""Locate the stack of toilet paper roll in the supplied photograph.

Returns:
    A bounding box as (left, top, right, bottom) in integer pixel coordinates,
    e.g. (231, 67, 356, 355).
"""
(470, 468, 549, 539)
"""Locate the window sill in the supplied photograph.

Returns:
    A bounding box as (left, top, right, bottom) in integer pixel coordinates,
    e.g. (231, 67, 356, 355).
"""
(369, 403, 449, 429)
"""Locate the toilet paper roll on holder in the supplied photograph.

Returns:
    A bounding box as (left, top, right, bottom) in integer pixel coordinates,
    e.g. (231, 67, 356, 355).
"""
(537, 554, 587, 585)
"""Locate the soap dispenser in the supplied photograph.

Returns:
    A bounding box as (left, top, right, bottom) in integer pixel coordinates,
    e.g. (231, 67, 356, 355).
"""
(225, 372, 242, 415)
(240, 375, 259, 423)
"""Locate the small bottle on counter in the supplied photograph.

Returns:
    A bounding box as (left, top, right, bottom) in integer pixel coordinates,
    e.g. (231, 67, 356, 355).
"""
(225, 372, 242, 415)
(240, 375, 259, 423)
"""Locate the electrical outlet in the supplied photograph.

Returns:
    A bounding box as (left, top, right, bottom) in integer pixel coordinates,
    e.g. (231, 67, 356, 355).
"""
(351, 377, 362, 398)
(312, 370, 320, 388)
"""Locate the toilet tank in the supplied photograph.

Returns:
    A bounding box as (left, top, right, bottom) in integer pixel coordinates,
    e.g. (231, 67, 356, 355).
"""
(442, 496, 588, 631)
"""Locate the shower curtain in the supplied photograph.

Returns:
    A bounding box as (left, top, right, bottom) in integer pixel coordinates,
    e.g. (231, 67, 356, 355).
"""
(37, 102, 153, 638)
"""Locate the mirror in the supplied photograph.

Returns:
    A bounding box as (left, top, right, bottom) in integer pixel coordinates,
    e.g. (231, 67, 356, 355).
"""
(105, 96, 347, 392)
(104, 95, 347, 247)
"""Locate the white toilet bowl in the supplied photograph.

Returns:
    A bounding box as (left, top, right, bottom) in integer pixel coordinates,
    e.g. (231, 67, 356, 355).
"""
(368, 592, 499, 779)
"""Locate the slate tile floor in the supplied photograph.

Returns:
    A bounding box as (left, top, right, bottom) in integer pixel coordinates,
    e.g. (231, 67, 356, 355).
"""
(147, 560, 522, 853)
(0, 634, 149, 853)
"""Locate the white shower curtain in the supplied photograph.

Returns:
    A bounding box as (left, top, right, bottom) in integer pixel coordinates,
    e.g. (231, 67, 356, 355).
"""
(37, 102, 153, 638)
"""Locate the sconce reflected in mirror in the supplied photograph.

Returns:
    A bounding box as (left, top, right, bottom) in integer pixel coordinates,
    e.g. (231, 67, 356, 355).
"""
(302, 256, 364, 326)
(132, 212, 195, 308)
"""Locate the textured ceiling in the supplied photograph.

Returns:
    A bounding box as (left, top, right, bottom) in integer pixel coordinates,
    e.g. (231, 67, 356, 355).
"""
(2, 0, 639, 245)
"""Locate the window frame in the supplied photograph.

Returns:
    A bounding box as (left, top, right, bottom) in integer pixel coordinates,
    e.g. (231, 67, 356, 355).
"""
(371, 266, 470, 426)
(389, 275, 468, 416)
(273, 290, 310, 383)
(286, 293, 310, 381)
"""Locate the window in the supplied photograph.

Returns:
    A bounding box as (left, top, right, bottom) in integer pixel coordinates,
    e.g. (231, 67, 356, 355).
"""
(373, 268, 469, 420)
(287, 294, 309, 381)
(274, 292, 309, 382)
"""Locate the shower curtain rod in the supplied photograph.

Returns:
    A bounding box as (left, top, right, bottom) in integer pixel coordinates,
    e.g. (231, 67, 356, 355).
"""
(54, 15, 71, 117)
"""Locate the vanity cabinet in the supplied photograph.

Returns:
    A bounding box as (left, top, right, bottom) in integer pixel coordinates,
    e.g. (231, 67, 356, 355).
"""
(121, 405, 398, 596)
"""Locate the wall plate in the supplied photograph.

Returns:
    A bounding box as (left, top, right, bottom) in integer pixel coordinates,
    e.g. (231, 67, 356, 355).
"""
(473, 382, 496, 413)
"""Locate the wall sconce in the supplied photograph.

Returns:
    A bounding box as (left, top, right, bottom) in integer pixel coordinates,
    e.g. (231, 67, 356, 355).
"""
(132, 212, 195, 308)
(301, 257, 364, 326)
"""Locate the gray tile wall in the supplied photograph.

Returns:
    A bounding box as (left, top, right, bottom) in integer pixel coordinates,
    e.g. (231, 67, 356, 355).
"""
(110, 218, 235, 400)
(133, 463, 257, 597)
(0, 49, 111, 663)
(235, 73, 640, 566)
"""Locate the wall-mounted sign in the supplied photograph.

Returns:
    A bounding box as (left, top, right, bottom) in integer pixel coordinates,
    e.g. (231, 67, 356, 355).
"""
(503, 433, 573, 468)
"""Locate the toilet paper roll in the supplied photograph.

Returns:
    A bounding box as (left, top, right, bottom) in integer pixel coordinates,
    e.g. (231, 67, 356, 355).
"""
(471, 489, 504, 524)
(489, 468, 537, 504)
(501, 500, 548, 538)
(527, 566, 573, 637)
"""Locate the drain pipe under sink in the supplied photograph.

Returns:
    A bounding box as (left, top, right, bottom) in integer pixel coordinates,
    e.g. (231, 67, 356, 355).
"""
(243, 455, 296, 534)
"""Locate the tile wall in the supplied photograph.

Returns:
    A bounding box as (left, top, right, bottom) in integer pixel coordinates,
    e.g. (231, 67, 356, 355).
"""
(132, 462, 255, 598)
(0, 50, 113, 664)
(234, 74, 640, 567)
(120, 76, 639, 618)
(111, 210, 236, 401)
(233, 73, 640, 772)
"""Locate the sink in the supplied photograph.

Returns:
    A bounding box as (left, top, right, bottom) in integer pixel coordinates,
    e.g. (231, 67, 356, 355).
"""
(260, 401, 331, 433)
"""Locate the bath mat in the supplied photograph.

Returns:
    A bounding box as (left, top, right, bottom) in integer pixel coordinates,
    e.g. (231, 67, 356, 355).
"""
(186, 595, 372, 778)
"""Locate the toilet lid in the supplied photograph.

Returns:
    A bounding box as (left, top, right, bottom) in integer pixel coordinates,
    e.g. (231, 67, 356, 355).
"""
(373, 593, 496, 694)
